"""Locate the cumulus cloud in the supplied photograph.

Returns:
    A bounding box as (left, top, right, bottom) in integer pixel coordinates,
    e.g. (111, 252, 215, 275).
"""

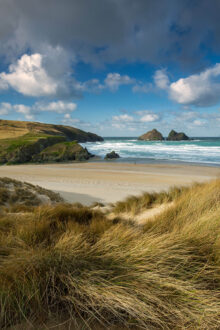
(104, 73, 135, 91)
(154, 64, 220, 107)
(140, 113, 160, 122)
(0, 49, 82, 98)
(112, 114, 134, 122)
(0, 53, 137, 97)
(169, 64, 220, 106)
(35, 101, 77, 113)
(0, 100, 77, 120)
(135, 110, 160, 122)
(0, 54, 57, 96)
(13, 104, 34, 120)
(110, 109, 161, 131)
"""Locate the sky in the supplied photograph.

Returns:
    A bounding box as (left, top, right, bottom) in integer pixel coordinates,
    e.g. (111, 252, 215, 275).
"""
(0, 0, 220, 136)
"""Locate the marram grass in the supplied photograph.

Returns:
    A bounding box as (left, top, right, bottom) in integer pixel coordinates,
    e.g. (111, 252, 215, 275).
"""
(1, 180, 220, 328)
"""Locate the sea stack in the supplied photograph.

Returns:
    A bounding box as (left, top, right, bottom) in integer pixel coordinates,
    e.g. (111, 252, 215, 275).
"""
(138, 129, 164, 141)
(105, 151, 120, 159)
(167, 130, 189, 141)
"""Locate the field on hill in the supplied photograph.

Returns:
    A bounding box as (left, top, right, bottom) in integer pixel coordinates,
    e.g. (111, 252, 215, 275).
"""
(1, 177, 220, 329)
(0, 119, 103, 142)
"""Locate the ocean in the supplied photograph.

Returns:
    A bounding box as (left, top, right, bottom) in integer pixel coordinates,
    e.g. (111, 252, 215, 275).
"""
(81, 137, 220, 166)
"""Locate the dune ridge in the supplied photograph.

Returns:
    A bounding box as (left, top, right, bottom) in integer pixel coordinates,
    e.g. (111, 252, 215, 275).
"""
(1, 178, 220, 328)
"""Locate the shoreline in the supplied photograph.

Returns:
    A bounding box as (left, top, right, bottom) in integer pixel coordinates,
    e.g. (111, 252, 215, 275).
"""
(0, 162, 219, 205)
(87, 157, 220, 168)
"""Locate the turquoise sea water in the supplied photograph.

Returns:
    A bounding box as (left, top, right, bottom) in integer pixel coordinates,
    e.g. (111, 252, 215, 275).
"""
(81, 137, 220, 166)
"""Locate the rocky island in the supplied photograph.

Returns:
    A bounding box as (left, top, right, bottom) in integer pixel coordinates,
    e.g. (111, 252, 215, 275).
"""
(167, 130, 189, 141)
(138, 129, 164, 141)
(0, 119, 103, 164)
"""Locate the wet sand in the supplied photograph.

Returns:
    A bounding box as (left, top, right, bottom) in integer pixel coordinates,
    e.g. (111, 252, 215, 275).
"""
(0, 162, 219, 205)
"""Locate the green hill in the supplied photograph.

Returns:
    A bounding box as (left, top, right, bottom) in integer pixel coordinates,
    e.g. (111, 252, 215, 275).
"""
(0, 119, 103, 142)
(0, 119, 103, 164)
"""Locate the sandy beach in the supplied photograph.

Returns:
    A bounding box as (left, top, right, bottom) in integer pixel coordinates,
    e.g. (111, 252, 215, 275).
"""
(0, 162, 219, 205)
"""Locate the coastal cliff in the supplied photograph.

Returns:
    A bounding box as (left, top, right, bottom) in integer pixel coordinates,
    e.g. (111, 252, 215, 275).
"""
(0, 119, 103, 164)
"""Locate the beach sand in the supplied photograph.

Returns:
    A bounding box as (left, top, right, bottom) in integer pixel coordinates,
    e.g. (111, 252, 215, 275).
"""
(0, 162, 219, 205)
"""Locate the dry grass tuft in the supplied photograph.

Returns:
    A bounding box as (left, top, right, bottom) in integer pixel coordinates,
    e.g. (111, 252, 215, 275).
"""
(112, 185, 191, 215)
(1, 179, 220, 328)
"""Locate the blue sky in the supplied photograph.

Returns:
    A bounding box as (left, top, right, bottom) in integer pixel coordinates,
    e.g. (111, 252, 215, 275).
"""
(1, 0, 220, 136)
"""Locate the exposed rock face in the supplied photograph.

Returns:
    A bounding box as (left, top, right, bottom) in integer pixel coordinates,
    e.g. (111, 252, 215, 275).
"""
(138, 129, 164, 141)
(167, 130, 189, 141)
(33, 141, 92, 162)
(105, 151, 120, 159)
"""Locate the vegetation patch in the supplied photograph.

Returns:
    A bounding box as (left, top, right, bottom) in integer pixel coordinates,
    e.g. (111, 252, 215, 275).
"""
(1, 178, 220, 328)
(0, 133, 66, 165)
(0, 177, 63, 208)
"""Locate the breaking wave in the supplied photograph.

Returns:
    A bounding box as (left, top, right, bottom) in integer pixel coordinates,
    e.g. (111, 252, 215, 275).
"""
(81, 137, 220, 165)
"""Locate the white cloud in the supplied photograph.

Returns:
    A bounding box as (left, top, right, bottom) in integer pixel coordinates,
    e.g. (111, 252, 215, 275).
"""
(13, 104, 34, 120)
(135, 110, 160, 122)
(192, 119, 206, 126)
(0, 100, 77, 120)
(140, 113, 159, 122)
(110, 109, 161, 131)
(168, 63, 220, 107)
(154, 69, 169, 90)
(104, 73, 135, 91)
(35, 101, 77, 114)
(0, 54, 57, 97)
(0, 53, 138, 97)
(112, 114, 134, 122)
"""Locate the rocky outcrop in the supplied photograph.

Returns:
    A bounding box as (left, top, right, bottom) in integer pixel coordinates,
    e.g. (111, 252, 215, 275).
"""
(33, 141, 93, 162)
(138, 129, 164, 141)
(105, 151, 120, 159)
(167, 130, 189, 141)
(0, 135, 65, 165)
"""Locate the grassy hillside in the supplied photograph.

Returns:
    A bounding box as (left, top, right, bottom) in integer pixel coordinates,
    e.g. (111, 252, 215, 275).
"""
(1, 178, 220, 328)
(0, 133, 66, 164)
(0, 119, 102, 164)
(0, 119, 103, 142)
